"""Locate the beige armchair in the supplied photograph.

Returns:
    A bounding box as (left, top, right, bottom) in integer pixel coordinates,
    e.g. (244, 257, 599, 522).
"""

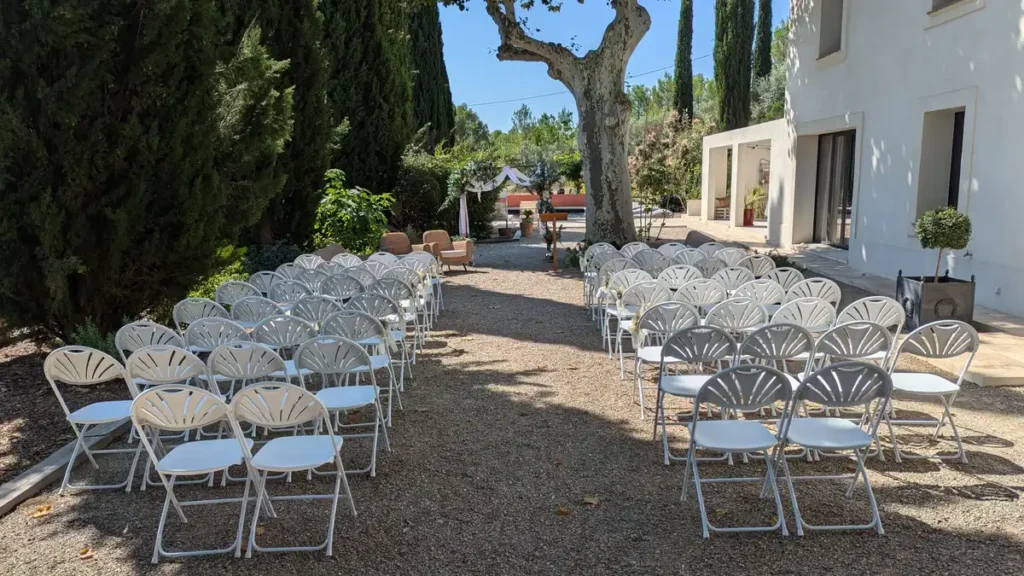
(381, 232, 434, 256)
(422, 230, 473, 270)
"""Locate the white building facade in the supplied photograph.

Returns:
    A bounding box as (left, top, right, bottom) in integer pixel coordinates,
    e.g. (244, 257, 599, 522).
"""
(701, 0, 1024, 317)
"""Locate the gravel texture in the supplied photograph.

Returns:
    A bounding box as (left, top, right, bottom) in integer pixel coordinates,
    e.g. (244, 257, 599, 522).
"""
(1, 230, 1023, 574)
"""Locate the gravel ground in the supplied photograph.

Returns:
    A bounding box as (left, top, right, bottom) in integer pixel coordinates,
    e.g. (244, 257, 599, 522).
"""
(1, 231, 1023, 574)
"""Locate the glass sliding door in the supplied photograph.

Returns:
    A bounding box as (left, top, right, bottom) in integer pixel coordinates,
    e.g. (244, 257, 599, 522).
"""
(813, 130, 856, 248)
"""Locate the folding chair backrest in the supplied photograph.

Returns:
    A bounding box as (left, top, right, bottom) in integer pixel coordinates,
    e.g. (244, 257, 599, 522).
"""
(115, 321, 185, 364)
(370, 278, 414, 303)
(207, 342, 286, 381)
(597, 258, 638, 286)
(607, 269, 653, 294)
(771, 297, 836, 333)
(231, 296, 284, 325)
(631, 249, 670, 276)
(359, 260, 390, 279)
(661, 326, 738, 365)
(185, 318, 250, 353)
(290, 295, 343, 329)
(346, 291, 402, 321)
(696, 242, 724, 258)
(173, 298, 229, 334)
(716, 247, 749, 267)
(132, 385, 229, 432)
(584, 242, 616, 262)
(738, 254, 776, 277)
(231, 383, 328, 428)
(331, 253, 362, 267)
(786, 278, 841, 308)
(739, 324, 815, 362)
(45, 346, 125, 387)
(693, 257, 726, 279)
(585, 250, 618, 274)
(275, 262, 303, 280)
(711, 266, 755, 292)
(812, 321, 893, 363)
(656, 242, 687, 258)
(893, 320, 978, 363)
(620, 281, 673, 311)
(295, 335, 374, 376)
(126, 346, 207, 390)
(343, 267, 379, 288)
(316, 261, 347, 276)
(619, 242, 649, 258)
(670, 248, 702, 266)
(657, 265, 702, 289)
(383, 266, 423, 290)
(321, 274, 366, 300)
(794, 361, 892, 409)
(252, 315, 316, 351)
(673, 279, 727, 309)
(763, 267, 805, 292)
(837, 296, 904, 333)
(733, 279, 785, 306)
(368, 252, 400, 266)
(636, 302, 701, 344)
(268, 279, 312, 305)
(249, 271, 285, 295)
(705, 298, 768, 332)
(294, 254, 326, 269)
(320, 310, 387, 341)
(695, 365, 792, 412)
(215, 281, 261, 307)
(295, 268, 329, 294)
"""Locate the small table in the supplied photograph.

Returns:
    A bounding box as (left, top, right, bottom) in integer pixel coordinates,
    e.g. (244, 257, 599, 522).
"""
(540, 212, 569, 272)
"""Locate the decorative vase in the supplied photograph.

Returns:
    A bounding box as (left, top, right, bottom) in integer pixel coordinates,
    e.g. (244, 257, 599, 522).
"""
(896, 270, 976, 331)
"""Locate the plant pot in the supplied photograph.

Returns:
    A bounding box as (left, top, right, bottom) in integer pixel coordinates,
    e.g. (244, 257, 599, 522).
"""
(497, 227, 515, 238)
(742, 208, 755, 227)
(686, 199, 702, 217)
(896, 270, 976, 331)
(521, 221, 534, 237)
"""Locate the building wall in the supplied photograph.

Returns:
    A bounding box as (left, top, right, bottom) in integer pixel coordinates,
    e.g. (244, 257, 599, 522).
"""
(788, 0, 1024, 316)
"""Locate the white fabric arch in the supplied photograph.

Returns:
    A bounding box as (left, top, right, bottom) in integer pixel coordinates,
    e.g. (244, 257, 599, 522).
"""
(459, 166, 535, 236)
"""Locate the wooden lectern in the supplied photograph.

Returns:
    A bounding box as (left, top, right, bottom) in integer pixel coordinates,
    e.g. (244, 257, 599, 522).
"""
(540, 212, 569, 272)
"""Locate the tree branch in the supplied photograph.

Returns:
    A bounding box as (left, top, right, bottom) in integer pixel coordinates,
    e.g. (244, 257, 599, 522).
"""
(594, 0, 652, 78)
(485, 0, 580, 86)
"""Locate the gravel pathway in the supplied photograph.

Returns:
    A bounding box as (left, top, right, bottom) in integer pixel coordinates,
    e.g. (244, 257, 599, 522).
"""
(1, 233, 1023, 574)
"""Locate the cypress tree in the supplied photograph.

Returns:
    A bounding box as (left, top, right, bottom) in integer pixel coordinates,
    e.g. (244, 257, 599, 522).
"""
(754, 0, 773, 80)
(714, 0, 755, 130)
(0, 0, 243, 337)
(322, 0, 414, 194)
(672, 0, 694, 122)
(410, 2, 456, 151)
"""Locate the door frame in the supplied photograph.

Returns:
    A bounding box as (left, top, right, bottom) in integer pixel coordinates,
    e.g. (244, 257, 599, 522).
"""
(795, 112, 864, 247)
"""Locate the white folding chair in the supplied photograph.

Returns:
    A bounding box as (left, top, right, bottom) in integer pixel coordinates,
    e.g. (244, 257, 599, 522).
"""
(657, 265, 702, 290)
(249, 271, 286, 296)
(231, 383, 356, 557)
(370, 278, 425, 352)
(317, 261, 347, 276)
(785, 277, 842, 308)
(206, 342, 287, 398)
(359, 260, 390, 279)
(673, 279, 728, 316)
(613, 281, 673, 378)
(268, 279, 312, 310)
(592, 258, 639, 321)
(215, 281, 261, 309)
(291, 295, 344, 331)
(705, 298, 768, 338)
(809, 321, 893, 373)
(734, 279, 786, 316)
(693, 257, 726, 279)
(715, 247, 748, 267)
(763, 266, 805, 292)
(185, 317, 250, 355)
(884, 320, 978, 464)
(682, 365, 791, 538)
(653, 327, 738, 465)
(295, 268, 330, 294)
(320, 309, 403, 402)
(771, 297, 836, 334)
(132, 385, 253, 563)
(331, 253, 362, 267)
(44, 346, 141, 494)
(656, 242, 687, 259)
(251, 315, 317, 382)
(738, 323, 816, 402)
(347, 291, 415, 380)
(368, 251, 400, 266)
(321, 273, 366, 301)
(619, 241, 649, 258)
(343, 267, 379, 289)
(601, 269, 654, 347)
(115, 321, 185, 366)
(275, 262, 303, 280)
(776, 362, 893, 536)
(836, 296, 904, 362)
(631, 249, 670, 277)
(670, 248, 702, 266)
(294, 253, 326, 269)
(632, 302, 701, 417)
(711, 266, 755, 294)
(230, 296, 284, 330)
(296, 336, 390, 474)
(696, 242, 724, 258)
(737, 254, 777, 278)
(172, 298, 229, 336)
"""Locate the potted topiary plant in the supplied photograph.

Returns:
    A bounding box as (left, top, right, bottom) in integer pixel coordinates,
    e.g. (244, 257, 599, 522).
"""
(743, 187, 766, 227)
(521, 209, 535, 237)
(896, 207, 975, 330)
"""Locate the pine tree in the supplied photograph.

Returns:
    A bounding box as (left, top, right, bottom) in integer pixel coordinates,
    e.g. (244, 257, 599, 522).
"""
(0, 0, 241, 337)
(753, 0, 773, 80)
(410, 2, 456, 151)
(322, 0, 414, 194)
(672, 0, 694, 122)
(714, 0, 756, 130)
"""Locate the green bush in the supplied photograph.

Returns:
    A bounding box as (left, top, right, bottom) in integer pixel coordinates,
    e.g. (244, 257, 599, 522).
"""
(392, 152, 456, 238)
(314, 169, 394, 255)
(188, 247, 250, 300)
(71, 318, 119, 358)
(915, 207, 972, 282)
(242, 242, 302, 275)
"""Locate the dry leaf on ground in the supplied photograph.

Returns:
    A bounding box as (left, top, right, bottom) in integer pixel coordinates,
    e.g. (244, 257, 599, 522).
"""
(78, 547, 94, 560)
(555, 507, 570, 516)
(29, 504, 52, 519)
(582, 494, 601, 506)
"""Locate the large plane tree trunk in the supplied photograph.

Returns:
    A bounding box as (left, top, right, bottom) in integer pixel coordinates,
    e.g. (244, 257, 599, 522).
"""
(484, 0, 650, 245)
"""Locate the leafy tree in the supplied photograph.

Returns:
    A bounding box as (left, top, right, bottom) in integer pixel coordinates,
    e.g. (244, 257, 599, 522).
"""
(915, 207, 972, 283)
(673, 0, 694, 121)
(410, 2, 456, 150)
(753, 0, 772, 80)
(750, 20, 788, 123)
(0, 0, 243, 337)
(314, 169, 395, 255)
(453, 104, 491, 151)
(714, 0, 755, 130)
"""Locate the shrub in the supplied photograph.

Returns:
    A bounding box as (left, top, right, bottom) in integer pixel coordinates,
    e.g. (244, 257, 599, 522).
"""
(188, 247, 250, 300)
(71, 318, 119, 358)
(915, 207, 972, 282)
(242, 242, 302, 275)
(392, 152, 456, 238)
(313, 169, 394, 255)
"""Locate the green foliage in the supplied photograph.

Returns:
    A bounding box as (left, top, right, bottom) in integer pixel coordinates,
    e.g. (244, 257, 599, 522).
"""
(0, 0, 239, 338)
(753, 0, 773, 79)
(188, 247, 250, 300)
(392, 151, 456, 237)
(745, 186, 767, 219)
(445, 160, 499, 240)
(751, 20, 788, 124)
(410, 2, 456, 151)
(452, 104, 491, 152)
(715, 0, 755, 130)
(673, 0, 694, 120)
(521, 209, 535, 222)
(314, 169, 394, 255)
(916, 208, 972, 251)
(242, 242, 303, 274)
(71, 319, 118, 358)
(323, 0, 414, 194)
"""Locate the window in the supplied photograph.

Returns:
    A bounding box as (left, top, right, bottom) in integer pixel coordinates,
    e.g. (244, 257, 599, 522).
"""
(931, 0, 964, 12)
(818, 0, 844, 59)
(916, 107, 966, 218)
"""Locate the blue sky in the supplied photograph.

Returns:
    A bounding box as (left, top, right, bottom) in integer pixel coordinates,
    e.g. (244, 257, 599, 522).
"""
(440, 0, 789, 131)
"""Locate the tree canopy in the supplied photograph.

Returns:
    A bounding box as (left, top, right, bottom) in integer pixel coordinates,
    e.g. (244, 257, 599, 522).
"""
(410, 2, 456, 150)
